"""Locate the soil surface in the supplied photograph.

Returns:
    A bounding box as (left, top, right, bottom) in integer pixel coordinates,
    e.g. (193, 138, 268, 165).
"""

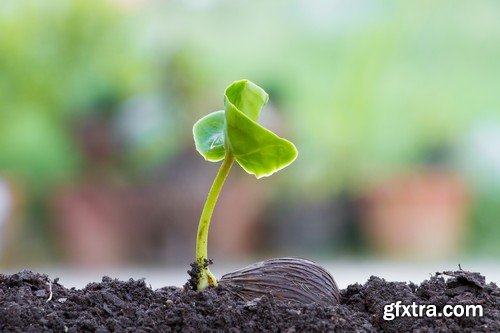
(0, 269, 498, 332)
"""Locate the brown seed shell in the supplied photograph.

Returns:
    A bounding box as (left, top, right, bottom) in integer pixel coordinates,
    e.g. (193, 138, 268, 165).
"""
(219, 257, 340, 306)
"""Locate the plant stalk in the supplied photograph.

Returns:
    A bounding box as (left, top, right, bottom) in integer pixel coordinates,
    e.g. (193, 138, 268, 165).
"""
(195, 154, 234, 291)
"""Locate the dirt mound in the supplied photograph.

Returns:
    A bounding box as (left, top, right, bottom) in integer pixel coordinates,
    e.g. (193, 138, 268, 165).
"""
(0, 270, 498, 332)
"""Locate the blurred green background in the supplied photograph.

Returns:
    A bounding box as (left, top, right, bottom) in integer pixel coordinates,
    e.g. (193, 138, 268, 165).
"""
(1, 0, 499, 269)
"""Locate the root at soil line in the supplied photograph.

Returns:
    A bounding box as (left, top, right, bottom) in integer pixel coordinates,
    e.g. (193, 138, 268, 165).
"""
(185, 258, 213, 291)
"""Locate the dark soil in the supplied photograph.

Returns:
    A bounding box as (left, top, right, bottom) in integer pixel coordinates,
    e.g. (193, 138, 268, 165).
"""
(1, 269, 498, 332)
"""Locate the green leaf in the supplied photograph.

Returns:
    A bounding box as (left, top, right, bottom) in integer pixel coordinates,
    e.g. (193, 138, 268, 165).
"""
(225, 101, 298, 178)
(193, 110, 225, 162)
(193, 79, 298, 178)
(224, 80, 297, 178)
(224, 79, 268, 122)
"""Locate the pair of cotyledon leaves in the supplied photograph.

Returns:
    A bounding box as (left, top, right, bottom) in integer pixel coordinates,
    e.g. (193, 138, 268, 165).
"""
(193, 80, 298, 178)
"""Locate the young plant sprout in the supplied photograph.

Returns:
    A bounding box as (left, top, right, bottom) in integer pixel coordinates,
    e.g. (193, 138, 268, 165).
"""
(192, 79, 297, 291)
(192, 80, 339, 306)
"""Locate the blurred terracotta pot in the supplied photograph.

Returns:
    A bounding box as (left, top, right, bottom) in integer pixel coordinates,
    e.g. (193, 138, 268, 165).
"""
(360, 170, 469, 259)
(52, 183, 131, 267)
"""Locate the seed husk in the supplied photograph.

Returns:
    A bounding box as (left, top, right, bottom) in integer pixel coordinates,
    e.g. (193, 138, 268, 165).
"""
(219, 257, 340, 306)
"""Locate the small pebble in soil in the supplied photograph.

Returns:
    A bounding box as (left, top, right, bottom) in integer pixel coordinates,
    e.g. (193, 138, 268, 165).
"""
(35, 289, 47, 298)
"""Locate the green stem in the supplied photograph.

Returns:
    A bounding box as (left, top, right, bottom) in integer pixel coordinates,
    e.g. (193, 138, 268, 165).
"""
(195, 154, 234, 290)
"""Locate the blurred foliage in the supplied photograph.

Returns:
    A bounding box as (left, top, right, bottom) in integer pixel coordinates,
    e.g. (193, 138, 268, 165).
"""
(143, 0, 500, 195)
(140, 0, 500, 255)
(0, 0, 499, 258)
(0, 0, 147, 187)
(471, 194, 500, 256)
(4, 0, 499, 192)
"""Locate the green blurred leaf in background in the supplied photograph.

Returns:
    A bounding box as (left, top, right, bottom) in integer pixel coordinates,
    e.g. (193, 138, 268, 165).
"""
(0, 0, 148, 185)
(1, 0, 500, 259)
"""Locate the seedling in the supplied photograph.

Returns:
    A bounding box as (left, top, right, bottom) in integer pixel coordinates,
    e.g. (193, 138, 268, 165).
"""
(192, 79, 298, 291)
